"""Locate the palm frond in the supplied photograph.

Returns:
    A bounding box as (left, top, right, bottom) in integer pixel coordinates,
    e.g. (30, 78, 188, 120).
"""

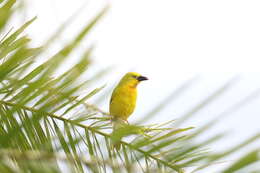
(0, 1, 258, 173)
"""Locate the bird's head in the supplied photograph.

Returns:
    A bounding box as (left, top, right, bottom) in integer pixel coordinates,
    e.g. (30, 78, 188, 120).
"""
(119, 72, 148, 88)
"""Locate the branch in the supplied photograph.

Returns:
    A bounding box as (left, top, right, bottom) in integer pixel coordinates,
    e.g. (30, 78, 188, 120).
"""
(0, 148, 121, 169)
(0, 100, 184, 172)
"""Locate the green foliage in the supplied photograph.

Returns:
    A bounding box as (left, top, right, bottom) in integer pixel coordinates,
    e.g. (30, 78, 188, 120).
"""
(0, 0, 259, 172)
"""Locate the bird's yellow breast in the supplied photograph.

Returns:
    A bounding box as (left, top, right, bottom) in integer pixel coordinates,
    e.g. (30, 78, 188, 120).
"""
(110, 86, 137, 120)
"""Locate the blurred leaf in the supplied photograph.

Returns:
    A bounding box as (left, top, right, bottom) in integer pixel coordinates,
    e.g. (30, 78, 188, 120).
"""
(138, 76, 199, 124)
(223, 150, 260, 173)
(175, 77, 239, 126)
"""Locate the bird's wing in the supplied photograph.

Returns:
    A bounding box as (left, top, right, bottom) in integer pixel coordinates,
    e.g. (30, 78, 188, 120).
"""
(110, 96, 113, 104)
(110, 88, 117, 104)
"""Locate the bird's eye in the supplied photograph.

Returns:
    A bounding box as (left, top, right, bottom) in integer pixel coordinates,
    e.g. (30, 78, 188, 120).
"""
(132, 75, 138, 79)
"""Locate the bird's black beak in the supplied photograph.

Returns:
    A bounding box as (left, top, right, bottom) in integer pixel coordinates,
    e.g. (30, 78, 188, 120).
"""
(137, 76, 148, 81)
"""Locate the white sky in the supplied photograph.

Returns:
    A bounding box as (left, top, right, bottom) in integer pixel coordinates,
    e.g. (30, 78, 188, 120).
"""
(17, 0, 260, 171)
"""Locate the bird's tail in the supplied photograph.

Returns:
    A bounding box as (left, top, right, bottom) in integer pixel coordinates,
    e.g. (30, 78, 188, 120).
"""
(111, 119, 146, 150)
(111, 118, 128, 150)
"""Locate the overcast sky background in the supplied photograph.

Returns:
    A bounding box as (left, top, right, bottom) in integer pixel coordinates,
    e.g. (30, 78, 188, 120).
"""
(17, 0, 260, 171)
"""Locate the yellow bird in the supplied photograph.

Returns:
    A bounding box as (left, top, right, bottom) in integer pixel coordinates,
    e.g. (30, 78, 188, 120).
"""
(110, 72, 148, 121)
